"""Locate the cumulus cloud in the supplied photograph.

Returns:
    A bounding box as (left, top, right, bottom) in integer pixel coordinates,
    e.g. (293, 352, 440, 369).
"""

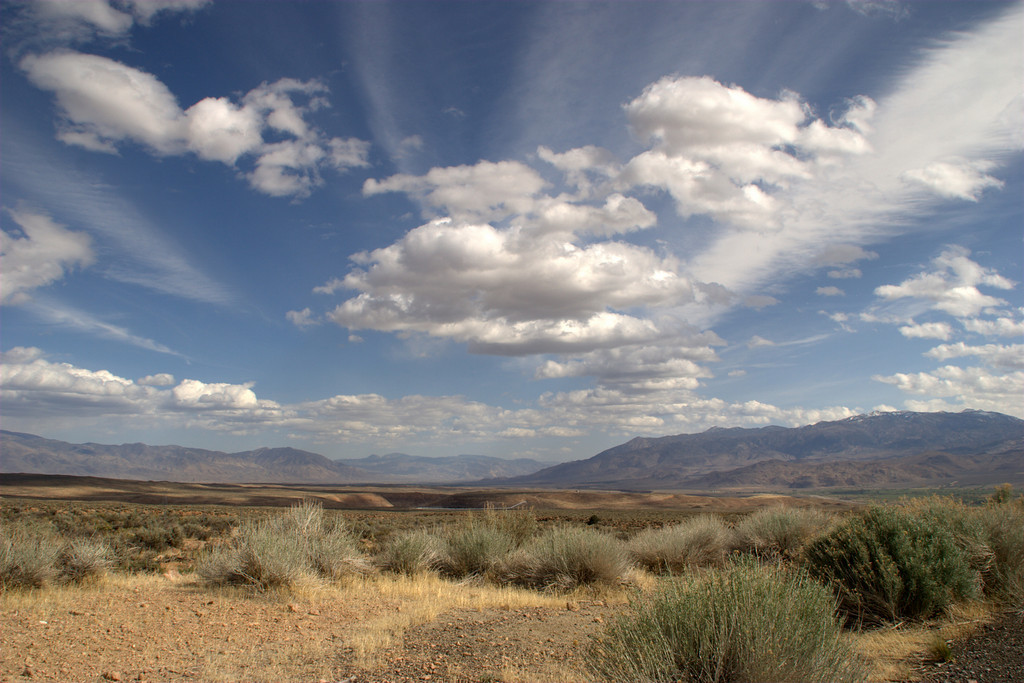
(875, 246, 1014, 318)
(0, 208, 93, 304)
(898, 321, 952, 340)
(816, 286, 844, 297)
(137, 373, 175, 387)
(0, 347, 286, 430)
(20, 52, 369, 198)
(319, 206, 693, 354)
(364, 160, 547, 222)
(619, 75, 872, 228)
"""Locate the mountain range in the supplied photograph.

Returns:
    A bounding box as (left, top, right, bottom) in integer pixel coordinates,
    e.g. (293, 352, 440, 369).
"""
(496, 410, 1024, 490)
(2, 410, 1021, 491)
(0, 431, 547, 485)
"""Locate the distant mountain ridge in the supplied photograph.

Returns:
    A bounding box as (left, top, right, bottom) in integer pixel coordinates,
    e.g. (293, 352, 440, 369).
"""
(3, 410, 1021, 490)
(0, 431, 547, 485)
(492, 410, 1024, 490)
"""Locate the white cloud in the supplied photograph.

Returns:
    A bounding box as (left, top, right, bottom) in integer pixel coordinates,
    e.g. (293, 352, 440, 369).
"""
(925, 342, 1024, 370)
(684, 5, 1022, 294)
(1, 347, 864, 449)
(829, 268, 862, 279)
(0, 208, 93, 304)
(20, 52, 369, 198)
(875, 246, 1015, 318)
(32, 0, 134, 36)
(874, 365, 1024, 417)
(816, 286, 844, 297)
(962, 312, 1024, 338)
(898, 321, 952, 340)
(902, 160, 1005, 201)
(286, 308, 318, 328)
(324, 215, 692, 355)
(137, 373, 175, 387)
(29, 0, 209, 35)
(747, 335, 775, 348)
(21, 51, 186, 155)
(619, 75, 872, 229)
(813, 244, 878, 268)
(364, 160, 547, 222)
(0, 348, 286, 430)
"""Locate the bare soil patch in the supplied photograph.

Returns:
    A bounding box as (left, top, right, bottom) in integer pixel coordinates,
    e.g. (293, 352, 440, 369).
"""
(2, 573, 620, 683)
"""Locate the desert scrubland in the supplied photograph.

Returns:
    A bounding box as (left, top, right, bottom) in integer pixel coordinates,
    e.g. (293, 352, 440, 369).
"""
(2, 479, 1022, 683)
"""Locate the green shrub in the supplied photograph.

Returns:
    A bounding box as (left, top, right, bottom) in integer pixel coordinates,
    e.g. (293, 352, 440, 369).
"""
(58, 538, 113, 583)
(379, 530, 442, 575)
(735, 506, 832, 560)
(586, 559, 865, 683)
(629, 514, 733, 574)
(803, 506, 979, 625)
(499, 525, 630, 590)
(131, 522, 184, 551)
(0, 524, 61, 590)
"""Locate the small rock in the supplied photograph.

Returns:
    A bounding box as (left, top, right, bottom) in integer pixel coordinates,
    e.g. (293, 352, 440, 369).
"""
(21, 666, 33, 678)
(103, 672, 122, 682)
(593, 616, 604, 623)
(287, 603, 300, 613)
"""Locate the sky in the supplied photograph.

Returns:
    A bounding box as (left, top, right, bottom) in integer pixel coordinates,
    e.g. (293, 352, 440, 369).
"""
(1, 0, 1021, 463)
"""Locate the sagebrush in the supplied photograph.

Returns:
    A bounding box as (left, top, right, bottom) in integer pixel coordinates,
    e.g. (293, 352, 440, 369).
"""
(587, 559, 866, 683)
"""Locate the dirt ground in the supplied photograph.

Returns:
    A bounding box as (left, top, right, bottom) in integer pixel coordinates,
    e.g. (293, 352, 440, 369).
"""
(5, 571, 1014, 683)
(1, 572, 624, 683)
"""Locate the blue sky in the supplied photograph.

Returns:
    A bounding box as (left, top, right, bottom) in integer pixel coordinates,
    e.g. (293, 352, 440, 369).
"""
(1, 0, 1021, 462)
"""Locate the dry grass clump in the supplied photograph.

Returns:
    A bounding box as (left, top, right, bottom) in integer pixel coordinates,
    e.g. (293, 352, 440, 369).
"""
(58, 538, 113, 583)
(734, 505, 832, 560)
(498, 524, 630, 590)
(377, 529, 442, 576)
(1, 521, 113, 590)
(437, 522, 515, 579)
(587, 559, 866, 683)
(628, 514, 733, 574)
(0, 523, 61, 590)
(198, 500, 368, 590)
(975, 494, 1024, 606)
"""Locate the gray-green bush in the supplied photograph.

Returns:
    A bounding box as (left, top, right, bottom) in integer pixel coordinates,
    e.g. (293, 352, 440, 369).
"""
(499, 525, 630, 590)
(803, 506, 979, 625)
(587, 559, 866, 683)
(629, 514, 733, 574)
